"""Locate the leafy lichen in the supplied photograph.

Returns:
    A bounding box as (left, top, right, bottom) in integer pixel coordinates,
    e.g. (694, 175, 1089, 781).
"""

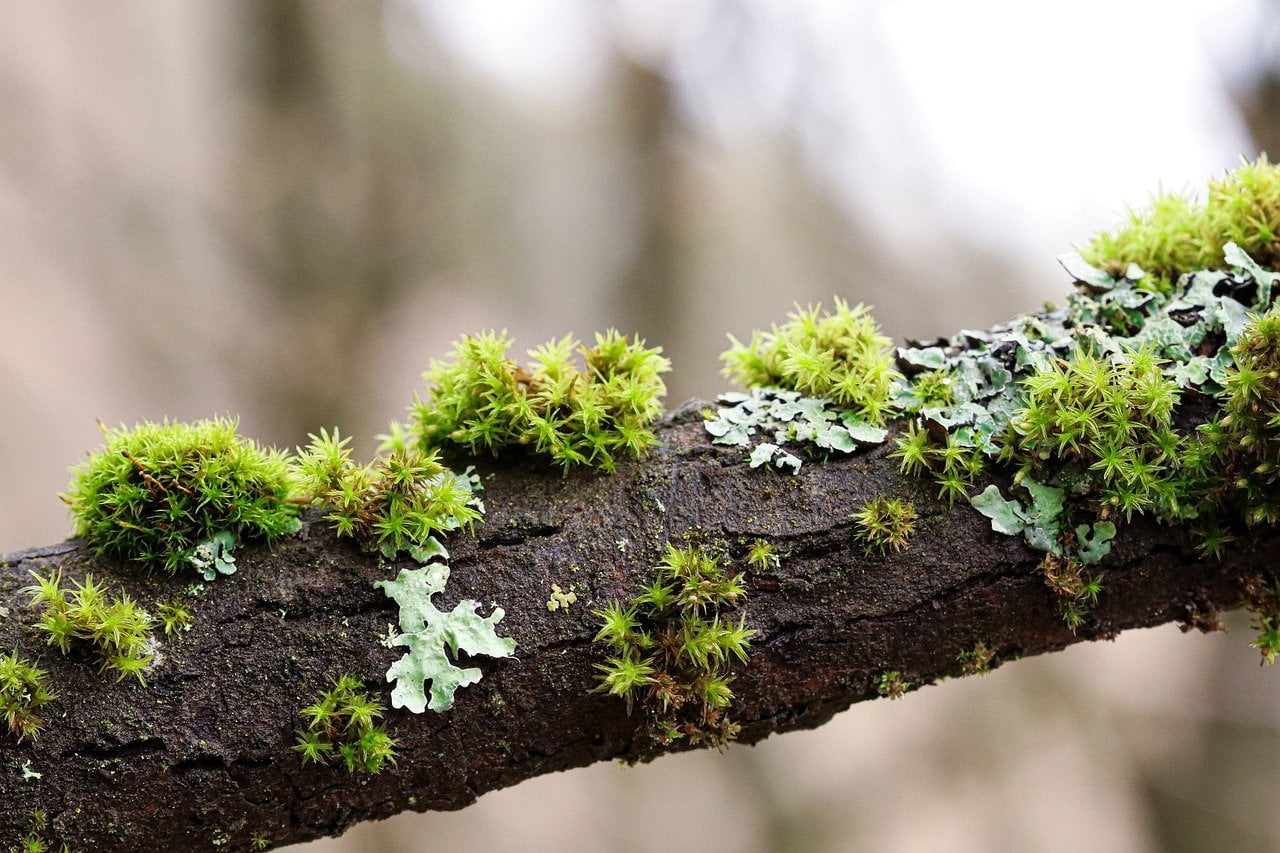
(374, 563, 517, 713)
(704, 388, 886, 473)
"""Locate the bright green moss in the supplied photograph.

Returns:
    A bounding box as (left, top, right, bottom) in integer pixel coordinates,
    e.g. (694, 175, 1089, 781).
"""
(25, 571, 154, 684)
(889, 424, 985, 506)
(296, 428, 483, 560)
(592, 544, 754, 750)
(721, 298, 900, 424)
(409, 329, 670, 473)
(64, 417, 300, 574)
(1082, 156, 1280, 290)
(1196, 305, 1280, 526)
(293, 675, 397, 774)
(745, 538, 779, 571)
(851, 496, 917, 555)
(1002, 346, 1184, 522)
(1, 650, 55, 742)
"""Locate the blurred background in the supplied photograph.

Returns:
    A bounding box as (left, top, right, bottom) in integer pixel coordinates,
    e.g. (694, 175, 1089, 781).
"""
(2, 1, 1280, 850)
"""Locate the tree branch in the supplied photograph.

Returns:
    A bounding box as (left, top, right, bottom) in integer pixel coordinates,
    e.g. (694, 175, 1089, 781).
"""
(0, 400, 1264, 851)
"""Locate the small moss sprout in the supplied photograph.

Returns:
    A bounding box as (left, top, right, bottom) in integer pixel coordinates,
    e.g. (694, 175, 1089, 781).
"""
(592, 544, 754, 750)
(26, 571, 154, 683)
(296, 428, 482, 560)
(876, 670, 908, 700)
(957, 642, 995, 677)
(746, 539, 779, 571)
(722, 298, 900, 424)
(156, 600, 194, 636)
(64, 417, 300, 574)
(294, 675, 398, 773)
(409, 329, 670, 473)
(1, 650, 55, 742)
(851, 497, 917, 554)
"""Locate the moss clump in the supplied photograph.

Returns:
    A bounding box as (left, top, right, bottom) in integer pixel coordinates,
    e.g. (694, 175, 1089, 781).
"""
(721, 298, 900, 424)
(409, 329, 670, 473)
(64, 417, 300, 574)
(745, 538, 779, 571)
(890, 424, 985, 505)
(26, 571, 154, 684)
(294, 675, 397, 773)
(592, 544, 754, 750)
(296, 428, 482, 560)
(957, 642, 995, 676)
(1, 650, 55, 742)
(876, 670, 908, 700)
(1082, 156, 1280, 289)
(1197, 305, 1280, 526)
(1002, 346, 1183, 521)
(851, 496, 917, 554)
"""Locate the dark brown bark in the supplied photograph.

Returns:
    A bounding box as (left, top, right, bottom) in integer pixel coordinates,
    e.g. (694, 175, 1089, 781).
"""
(0, 400, 1264, 851)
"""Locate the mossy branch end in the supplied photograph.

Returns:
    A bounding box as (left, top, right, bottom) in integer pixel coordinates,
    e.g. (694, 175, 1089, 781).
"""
(2, 160, 1280, 850)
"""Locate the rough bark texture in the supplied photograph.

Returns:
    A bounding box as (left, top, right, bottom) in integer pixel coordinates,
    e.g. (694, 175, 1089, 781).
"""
(0, 399, 1265, 851)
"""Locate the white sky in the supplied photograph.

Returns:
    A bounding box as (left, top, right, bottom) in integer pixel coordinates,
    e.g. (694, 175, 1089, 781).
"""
(411, 0, 1260, 269)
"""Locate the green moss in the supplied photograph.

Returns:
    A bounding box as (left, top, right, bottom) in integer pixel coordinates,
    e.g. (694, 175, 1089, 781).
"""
(25, 571, 154, 684)
(1002, 346, 1184, 522)
(64, 417, 300, 574)
(890, 424, 984, 506)
(957, 642, 994, 676)
(851, 497, 917, 555)
(156, 600, 193, 636)
(1082, 156, 1280, 290)
(876, 670, 908, 700)
(1, 650, 55, 742)
(408, 329, 670, 473)
(296, 428, 482, 560)
(721, 298, 900, 425)
(1196, 305, 1280, 526)
(293, 675, 397, 774)
(745, 539, 779, 571)
(592, 544, 754, 750)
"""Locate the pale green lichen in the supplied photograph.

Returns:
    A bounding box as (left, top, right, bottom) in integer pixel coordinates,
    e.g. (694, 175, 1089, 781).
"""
(705, 388, 886, 473)
(375, 563, 516, 713)
(546, 583, 577, 612)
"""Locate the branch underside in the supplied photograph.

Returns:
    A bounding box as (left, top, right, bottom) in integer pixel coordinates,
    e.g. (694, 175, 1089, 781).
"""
(0, 401, 1263, 851)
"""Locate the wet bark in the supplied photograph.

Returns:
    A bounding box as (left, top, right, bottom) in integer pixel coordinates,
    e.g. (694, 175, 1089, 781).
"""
(0, 400, 1263, 851)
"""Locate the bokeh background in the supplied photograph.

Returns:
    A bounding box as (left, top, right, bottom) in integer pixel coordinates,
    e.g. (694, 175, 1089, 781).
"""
(3, 2, 1280, 850)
